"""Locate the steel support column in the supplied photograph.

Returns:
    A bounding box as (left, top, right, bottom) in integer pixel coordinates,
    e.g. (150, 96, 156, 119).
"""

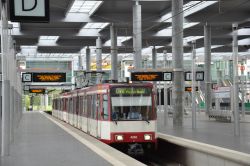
(1, 1, 10, 156)
(86, 47, 91, 72)
(191, 41, 197, 129)
(204, 24, 212, 114)
(152, 47, 157, 69)
(241, 61, 245, 119)
(163, 50, 168, 126)
(96, 37, 102, 83)
(110, 24, 118, 81)
(172, 0, 184, 127)
(232, 23, 240, 136)
(133, 1, 142, 69)
(78, 53, 83, 70)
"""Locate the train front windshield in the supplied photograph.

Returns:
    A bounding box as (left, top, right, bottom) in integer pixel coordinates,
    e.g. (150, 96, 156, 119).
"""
(110, 87, 154, 121)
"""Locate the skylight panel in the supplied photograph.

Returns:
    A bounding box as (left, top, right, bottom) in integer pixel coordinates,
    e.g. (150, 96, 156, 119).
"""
(68, 1, 103, 16)
(81, 23, 109, 32)
(161, 1, 217, 22)
(183, 36, 204, 44)
(38, 36, 59, 46)
(83, 23, 109, 30)
(104, 36, 132, 46)
(39, 36, 59, 42)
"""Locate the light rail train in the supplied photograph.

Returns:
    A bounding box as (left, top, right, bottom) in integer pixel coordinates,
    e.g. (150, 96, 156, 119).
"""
(52, 83, 157, 154)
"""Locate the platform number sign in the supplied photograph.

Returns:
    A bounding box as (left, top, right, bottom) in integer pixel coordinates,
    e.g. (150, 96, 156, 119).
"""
(9, 0, 50, 22)
(185, 72, 192, 81)
(22, 73, 32, 82)
(196, 71, 204, 81)
(185, 71, 204, 81)
(163, 72, 173, 81)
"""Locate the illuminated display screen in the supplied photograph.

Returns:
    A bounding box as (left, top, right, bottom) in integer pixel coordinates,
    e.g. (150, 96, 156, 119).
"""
(29, 89, 45, 94)
(131, 72, 163, 81)
(185, 87, 198, 92)
(33, 73, 66, 82)
(111, 87, 151, 96)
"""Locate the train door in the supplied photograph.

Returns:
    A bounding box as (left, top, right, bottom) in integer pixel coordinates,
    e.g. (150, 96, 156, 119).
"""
(87, 95, 91, 134)
(82, 95, 87, 132)
(78, 96, 81, 129)
(73, 97, 77, 127)
(91, 95, 98, 137)
(97, 94, 101, 138)
(69, 97, 73, 125)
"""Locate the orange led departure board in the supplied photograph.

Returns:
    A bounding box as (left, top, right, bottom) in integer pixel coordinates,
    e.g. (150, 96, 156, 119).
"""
(29, 89, 45, 94)
(32, 73, 66, 82)
(185, 87, 199, 92)
(131, 72, 163, 81)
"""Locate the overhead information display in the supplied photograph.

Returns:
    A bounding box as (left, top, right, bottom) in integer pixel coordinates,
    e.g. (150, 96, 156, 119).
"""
(33, 73, 66, 82)
(185, 87, 199, 92)
(22, 73, 66, 82)
(29, 89, 45, 94)
(131, 72, 163, 81)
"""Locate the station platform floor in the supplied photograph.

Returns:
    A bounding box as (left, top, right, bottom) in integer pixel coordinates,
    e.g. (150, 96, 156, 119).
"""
(1, 111, 144, 166)
(0, 112, 111, 166)
(157, 111, 250, 154)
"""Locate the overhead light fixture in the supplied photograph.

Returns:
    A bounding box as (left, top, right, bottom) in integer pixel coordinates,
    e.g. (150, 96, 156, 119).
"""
(68, 1, 103, 16)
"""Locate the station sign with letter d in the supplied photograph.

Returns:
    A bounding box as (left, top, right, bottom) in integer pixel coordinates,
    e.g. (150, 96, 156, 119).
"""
(9, 0, 50, 22)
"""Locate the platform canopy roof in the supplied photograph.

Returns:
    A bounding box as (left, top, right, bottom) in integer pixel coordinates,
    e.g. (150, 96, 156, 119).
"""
(3, 0, 250, 61)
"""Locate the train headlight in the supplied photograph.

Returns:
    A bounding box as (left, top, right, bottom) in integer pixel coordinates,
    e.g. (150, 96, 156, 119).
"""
(144, 134, 152, 140)
(115, 135, 124, 141)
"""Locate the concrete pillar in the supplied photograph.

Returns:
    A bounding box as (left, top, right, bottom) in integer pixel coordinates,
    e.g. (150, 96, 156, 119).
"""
(204, 24, 212, 114)
(191, 41, 197, 129)
(232, 23, 240, 136)
(172, 0, 184, 127)
(110, 24, 118, 81)
(86, 46, 91, 72)
(133, 1, 142, 69)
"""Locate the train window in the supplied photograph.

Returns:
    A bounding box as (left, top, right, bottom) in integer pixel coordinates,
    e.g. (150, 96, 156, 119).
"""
(110, 87, 153, 121)
(102, 95, 109, 120)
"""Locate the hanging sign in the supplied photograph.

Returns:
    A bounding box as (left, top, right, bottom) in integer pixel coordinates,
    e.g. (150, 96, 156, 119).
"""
(33, 73, 66, 82)
(9, 0, 50, 22)
(29, 89, 45, 94)
(185, 71, 204, 81)
(131, 72, 173, 81)
(22, 73, 66, 82)
(131, 72, 163, 81)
